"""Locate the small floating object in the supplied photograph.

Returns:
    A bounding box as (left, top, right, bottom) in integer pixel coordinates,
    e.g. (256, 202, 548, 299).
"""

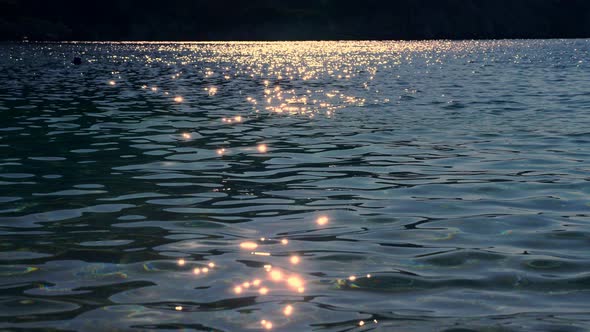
(72, 57, 82, 65)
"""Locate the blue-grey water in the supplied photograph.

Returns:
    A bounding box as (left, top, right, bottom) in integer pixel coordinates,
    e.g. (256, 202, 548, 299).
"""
(1, 40, 590, 331)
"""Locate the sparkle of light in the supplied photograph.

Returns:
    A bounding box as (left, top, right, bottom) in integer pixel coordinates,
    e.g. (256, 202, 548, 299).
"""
(287, 276, 303, 289)
(257, 144, 268, 153)
(261, 320, 273, 330)
(283, 305, 293, 316)
(270, 270, 283, 281)
(240, 241, 258, 250)
(316, 216, 329, 226)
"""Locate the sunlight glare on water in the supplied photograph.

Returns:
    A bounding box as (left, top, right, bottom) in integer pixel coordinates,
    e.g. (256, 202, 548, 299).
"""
(0, 40, 590, 331)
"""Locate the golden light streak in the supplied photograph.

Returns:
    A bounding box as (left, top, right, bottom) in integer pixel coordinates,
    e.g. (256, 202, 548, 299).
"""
(108, 80, 116, 86)
(234, 286, 243, 294)
(349, 275, 356, 281)
(208, 262, 215, 268)
(240, 241, 258, 250)
(253, 252, 271, 256)
(193, 268, 200, 275)
(175, 306, 183, 311)
(174, 96, 184, 103)
(252, 279, 262, 287)
(177, 259, 185, 266)
(290, 256, 300, 265)
(359, 320, 365, 326)
(259, 287, 269, 295)
(281, 238, 289, 245)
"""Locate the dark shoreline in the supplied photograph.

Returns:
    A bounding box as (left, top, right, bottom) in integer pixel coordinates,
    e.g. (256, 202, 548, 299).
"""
(2, 0, 590, 42)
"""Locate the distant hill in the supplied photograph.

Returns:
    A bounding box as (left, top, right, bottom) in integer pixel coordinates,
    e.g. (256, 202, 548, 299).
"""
(1, 0, 590, 41)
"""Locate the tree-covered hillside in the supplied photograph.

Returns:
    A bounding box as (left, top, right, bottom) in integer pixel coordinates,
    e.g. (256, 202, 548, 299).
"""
(1, 0, 589, 40)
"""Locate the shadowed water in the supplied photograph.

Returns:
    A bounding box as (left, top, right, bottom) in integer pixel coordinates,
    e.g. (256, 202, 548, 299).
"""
(1, 40, 590, 331)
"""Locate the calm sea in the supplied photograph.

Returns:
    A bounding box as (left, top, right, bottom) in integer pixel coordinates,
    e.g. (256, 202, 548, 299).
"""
(1, 40, 590, 331)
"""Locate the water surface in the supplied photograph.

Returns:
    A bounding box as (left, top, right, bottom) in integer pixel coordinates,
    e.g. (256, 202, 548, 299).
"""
(1, 40, 590, 331)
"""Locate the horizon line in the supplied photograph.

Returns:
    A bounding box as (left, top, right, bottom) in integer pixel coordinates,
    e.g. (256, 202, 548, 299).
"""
(4, 37, 589, 44)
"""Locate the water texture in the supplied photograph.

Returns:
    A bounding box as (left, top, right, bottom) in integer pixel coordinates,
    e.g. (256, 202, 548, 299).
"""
(0, 40, 590, 331)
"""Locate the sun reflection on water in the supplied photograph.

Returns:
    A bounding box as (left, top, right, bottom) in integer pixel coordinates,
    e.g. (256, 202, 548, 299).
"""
(95, 40, 405, 330)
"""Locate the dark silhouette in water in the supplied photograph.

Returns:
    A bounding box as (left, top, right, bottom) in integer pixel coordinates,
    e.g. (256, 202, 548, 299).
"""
(72, 57, 81, 65)
(1, 0, 590, 41)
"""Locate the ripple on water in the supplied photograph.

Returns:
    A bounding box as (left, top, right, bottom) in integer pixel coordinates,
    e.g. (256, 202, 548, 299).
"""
(1, 40, 590, 331)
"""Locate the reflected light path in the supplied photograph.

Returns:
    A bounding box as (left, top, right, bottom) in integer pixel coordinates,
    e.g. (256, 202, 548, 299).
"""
(1, 40, 587, 331)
